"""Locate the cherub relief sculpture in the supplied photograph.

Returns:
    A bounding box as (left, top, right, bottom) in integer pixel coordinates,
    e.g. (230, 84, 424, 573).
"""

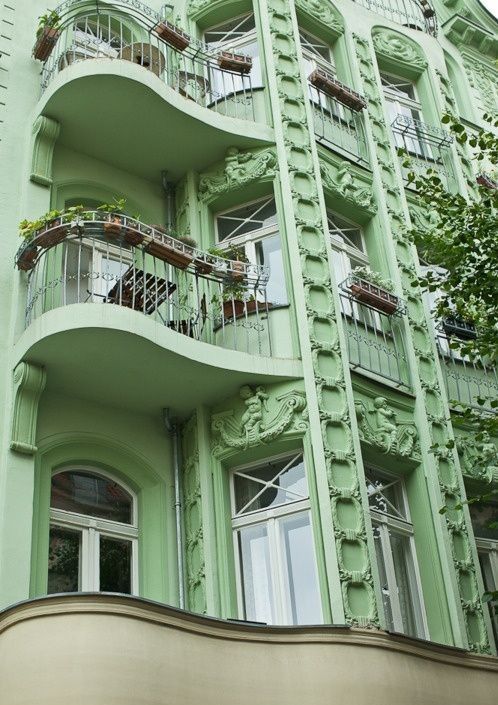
(212, 385, 308, 453)
(355, 396, 420, 459)
(457, 431, 498, 482)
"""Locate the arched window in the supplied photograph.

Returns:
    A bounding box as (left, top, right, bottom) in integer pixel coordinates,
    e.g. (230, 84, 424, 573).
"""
(48, 469, 138, 595)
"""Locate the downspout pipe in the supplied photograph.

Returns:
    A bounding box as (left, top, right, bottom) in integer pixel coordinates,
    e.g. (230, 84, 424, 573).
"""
(163, 408, 185, 610)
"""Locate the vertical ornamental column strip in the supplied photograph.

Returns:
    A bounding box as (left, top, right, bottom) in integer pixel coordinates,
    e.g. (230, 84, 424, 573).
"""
(258, 0, 379, 627)
(353, 33, 490, 653)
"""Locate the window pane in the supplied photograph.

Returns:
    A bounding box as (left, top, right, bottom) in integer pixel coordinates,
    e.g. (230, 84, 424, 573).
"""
(373, 524, 395, 631)
(366, 470, 407, 520)
(217, 199, 277, 241)
(51, 471, 133, 524)
(255, 235, 287, 304)
(477, 551, 498, 644)
(280, 512, 322, 624)
(234, 455, 307, 515)
(470, 503, 498, 540)
(99, 536, 132, 593)
(238, 524, 275, 623)
(47, 527, 81, 594)
(389, 531, 422, 638)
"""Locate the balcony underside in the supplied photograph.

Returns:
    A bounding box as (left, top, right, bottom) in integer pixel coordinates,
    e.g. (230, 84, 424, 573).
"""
(14, 305, 301, 417)
(37, 61, 273, 180)
(1, 594, 496, 705)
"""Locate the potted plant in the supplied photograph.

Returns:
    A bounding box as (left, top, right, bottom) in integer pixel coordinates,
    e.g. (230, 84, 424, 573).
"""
(97, 198, 127, 240)
(153, 20, 191, 51)
(145, 226, 194, 269)
(33, 10, 61, 62)
(349, 267, 400, 315)
(35, 209, 69, 248)
(308, 68, 366, 112)
(217, 50, 252, 74)
(65, 204, 90, 236)
(123, 213, 145, 246)
(16, 220, 41, 270)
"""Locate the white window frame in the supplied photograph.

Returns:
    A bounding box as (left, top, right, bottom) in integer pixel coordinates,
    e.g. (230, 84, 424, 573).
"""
(230, 451, 323, 625)
(49, 467, 139, 594)
(475, 539, 498, 641)
(381, 72, 431, 159)
(367, 468, 428, 638)
(215, 196, 287, 305)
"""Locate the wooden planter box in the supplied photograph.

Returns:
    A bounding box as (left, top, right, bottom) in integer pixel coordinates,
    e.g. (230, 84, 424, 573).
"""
(223, 299, 245, 318)
(229, 260, 245, 282)
(350, 279, 399, 315)
(154, 21, 190, 51)
(194, 258, 214, 275)
(146, 240, 193, 269)
(36, 221, 68, 248)
(309, 69, 366, 111)
(442, 317, 476, 340)
(103, 216, 123, 239)
(123, 227, 145, 246)
(33, 27, 60, 62)
(217, 51, 252, 74)
(477, 174, 498, 190)
(17, 246, 39, 271)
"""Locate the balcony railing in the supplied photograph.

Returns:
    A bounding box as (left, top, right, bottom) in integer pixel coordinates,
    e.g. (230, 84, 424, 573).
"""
(16, 213, 272, 357)
(39, 3, 258, 122)
(436, 335, 498, 411)
(309, 84, 368, 166)
(353, 0, 437, 36)
(392, 115, 456, 192)
(339, 278, 409, 387)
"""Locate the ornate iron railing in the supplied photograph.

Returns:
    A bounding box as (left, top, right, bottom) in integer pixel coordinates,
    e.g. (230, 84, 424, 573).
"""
(353, 0, 437, 36)
(40, 6, 258, 122)
(391, 115, 456, 192)
(309, 83, 368, 165)
(17, 213, 273, 357)
(339, 289, 409, 387)
(436, 335, 498, 411)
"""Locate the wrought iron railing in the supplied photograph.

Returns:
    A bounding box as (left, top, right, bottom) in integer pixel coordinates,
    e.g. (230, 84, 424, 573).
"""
(436, 335, 498, 411)
(17, 213, 273, 357)
(353, 0, 437, 36)
(309, 83, 368, 165)
(391, 115, 456, 192)
(39, 6, 258, 122)
(339, 285, 409, 387)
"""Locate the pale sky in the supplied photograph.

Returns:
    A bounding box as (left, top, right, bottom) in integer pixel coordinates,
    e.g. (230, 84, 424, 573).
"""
(479, 0, 498, 19)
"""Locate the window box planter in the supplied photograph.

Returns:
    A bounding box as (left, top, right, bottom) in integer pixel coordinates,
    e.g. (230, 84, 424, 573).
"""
(442, 317, 477, 340)
(154, 21, 190, 51)
(229, 260, 245, 282)
(217, 51, 252, 74)
(17, 245, 39, 271)
(223, 299, 245, 318)
(476, 174, 498, 190)
(103, 215, 123, 240)
(123, 226, 145, 246)
(33, 27, 60, 62)
(36, 219, 68, 248)
(194, 258, 214, 275)
(350, 278, 399, 315)
(309, 68, 366, 111)
(145, 240, 193, 269)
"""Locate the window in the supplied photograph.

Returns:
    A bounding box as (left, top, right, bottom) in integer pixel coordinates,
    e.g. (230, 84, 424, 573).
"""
(328, 210, 368, 284)
(216, 196, 287, 305)
(231, 452, 322, 625)
(366, 468, 427, 638)
(205, 13, 262, 95)
(48, 469, 138, 594)
(470, 502, 498, 644)
(381, 72, 429, 158)
(300, 28, 335, 107)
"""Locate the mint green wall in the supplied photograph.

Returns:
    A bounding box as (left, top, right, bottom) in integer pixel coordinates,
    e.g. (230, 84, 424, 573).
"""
(0, 0, 497, 659)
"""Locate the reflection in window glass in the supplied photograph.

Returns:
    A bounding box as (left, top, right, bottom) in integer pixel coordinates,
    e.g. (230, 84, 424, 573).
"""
(51, 470, 133, 523)
(47, 527, 81, 594)
(100, 536, 132, 593)
(238, 524, 276, 623)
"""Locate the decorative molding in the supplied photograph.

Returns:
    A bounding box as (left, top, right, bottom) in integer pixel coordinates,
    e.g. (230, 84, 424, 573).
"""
(198, 147, 278, 203)
(295, 0, 344, 36)
(443, 14, 498, 60)
(30, 115, 60, 187)
(462, 58, 498, 115)
(457, 433, 498, 483)
(212, 386, 308, 455)
(187, 0, 222, 19)
(10, 362, 46, 454)
(320, 160, 377, 214)
(355, 397, 420, 459)
(372, 28, 427, 75)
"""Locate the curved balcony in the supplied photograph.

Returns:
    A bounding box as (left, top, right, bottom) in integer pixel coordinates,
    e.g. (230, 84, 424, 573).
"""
(16, 212, 274, 355)
(353, 0, 437, 36)
(39, 2, 264, 124)
(1, 594, 497, 705)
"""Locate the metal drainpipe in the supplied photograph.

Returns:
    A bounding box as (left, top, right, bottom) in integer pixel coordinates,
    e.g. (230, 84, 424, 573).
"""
(161, 171, 175, 230)
(163, 408, 185, 610)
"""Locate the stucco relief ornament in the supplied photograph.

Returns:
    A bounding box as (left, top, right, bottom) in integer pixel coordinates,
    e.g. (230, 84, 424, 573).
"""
(355, 397, 420, 458)
(372, 30, 427, 71)
(457, 432, 498, 482)
(295, 0, 344, 34)
(320, 162, 377, 213)
(212, 386, 308, 453)
(198, 148, 277, 202)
